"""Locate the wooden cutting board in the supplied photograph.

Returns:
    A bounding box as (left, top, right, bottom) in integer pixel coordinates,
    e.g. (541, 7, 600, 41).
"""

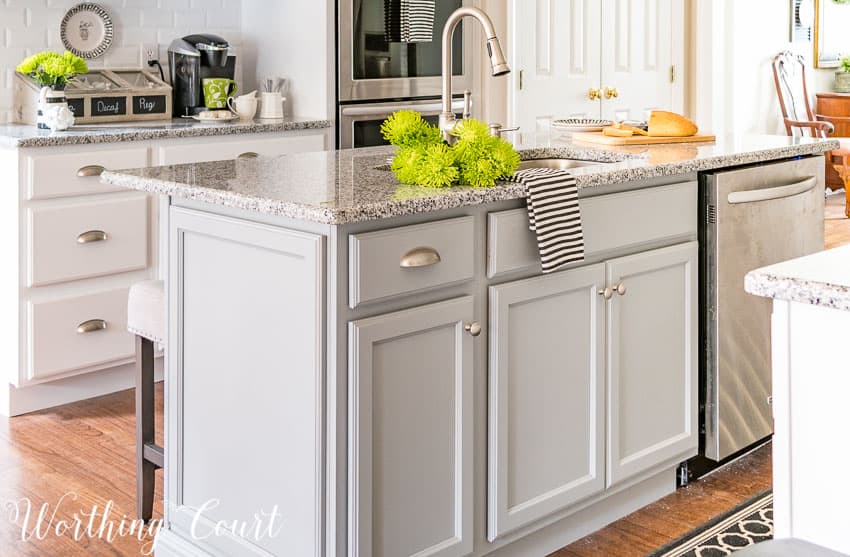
(572, 131, 716, 146)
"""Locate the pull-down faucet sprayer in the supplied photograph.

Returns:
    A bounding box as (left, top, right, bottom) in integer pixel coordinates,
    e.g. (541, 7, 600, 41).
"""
(439, 7, 510, 143)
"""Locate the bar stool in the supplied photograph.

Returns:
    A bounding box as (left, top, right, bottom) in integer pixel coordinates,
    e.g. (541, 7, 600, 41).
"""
(127, 279, 165, 522)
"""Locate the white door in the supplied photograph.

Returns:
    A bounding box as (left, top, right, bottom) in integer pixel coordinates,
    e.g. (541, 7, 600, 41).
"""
(600, 0, 675, 121)
(348, 297, 475, 557)
(606, 242, 698, 487)
(509, 0, 603, 132)
(510, 0, 682, 129)
(487, 264, 606, 541)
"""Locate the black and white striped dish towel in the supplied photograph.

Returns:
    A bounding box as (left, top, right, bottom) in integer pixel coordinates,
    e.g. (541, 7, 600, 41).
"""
(510, 168, 585, 273)
(384, 0, 436, 43)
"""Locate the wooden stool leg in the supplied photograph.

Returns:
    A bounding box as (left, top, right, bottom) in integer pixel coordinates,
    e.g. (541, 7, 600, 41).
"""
(135, 336, 156, 522)
(845, 184, 850, 218)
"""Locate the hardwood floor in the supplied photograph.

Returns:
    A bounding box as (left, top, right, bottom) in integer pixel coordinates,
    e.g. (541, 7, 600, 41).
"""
(0, 198, 846, 556)
(549, 443, 772, 557)
(0, 385, 164, 556)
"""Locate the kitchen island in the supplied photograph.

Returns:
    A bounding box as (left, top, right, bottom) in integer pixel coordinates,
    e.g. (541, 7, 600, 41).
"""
(102, 135, 837, 557)
(746, 245, 850, 555)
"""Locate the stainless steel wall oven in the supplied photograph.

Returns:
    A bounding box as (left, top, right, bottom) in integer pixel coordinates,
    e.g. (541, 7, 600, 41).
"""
(337, 0, 473, 148)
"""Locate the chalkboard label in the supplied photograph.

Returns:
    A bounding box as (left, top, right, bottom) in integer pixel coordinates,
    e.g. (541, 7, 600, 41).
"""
(92, 97, 126, 117)
(67, 98, 85, 117)
(132, 95, 167, 115)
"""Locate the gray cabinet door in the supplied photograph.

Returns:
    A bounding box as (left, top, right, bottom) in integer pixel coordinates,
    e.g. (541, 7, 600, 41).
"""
(606, 242, 698, 487)
(349, 296, 475, 557)
(487, 264, 606, 541)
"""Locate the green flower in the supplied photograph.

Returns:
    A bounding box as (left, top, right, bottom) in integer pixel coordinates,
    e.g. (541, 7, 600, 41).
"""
(16, 51, 87, 87)
(380, 110, 442, 149)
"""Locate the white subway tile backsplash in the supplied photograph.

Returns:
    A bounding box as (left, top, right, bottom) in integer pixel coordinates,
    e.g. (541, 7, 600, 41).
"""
(0, 0, 243, 123)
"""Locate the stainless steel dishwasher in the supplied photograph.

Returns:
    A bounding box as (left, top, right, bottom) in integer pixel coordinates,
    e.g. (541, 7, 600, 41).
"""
(700, 156, 824, 462)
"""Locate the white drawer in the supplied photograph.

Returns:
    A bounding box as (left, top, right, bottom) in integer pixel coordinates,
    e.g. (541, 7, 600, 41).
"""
(28, 194, 150, 287)
(349, 216, 475, 308)
(28, 288, 134, 381)
(27, 147, 149, 200)
(487, 181, 697, 277)
(157, 133, 327, 165)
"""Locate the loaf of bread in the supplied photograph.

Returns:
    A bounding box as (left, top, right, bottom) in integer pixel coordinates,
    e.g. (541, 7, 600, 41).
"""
(648, 111, 698, 137)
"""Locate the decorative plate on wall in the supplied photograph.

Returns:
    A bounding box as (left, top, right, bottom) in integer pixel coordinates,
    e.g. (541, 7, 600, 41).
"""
(60, 3, 113, 59)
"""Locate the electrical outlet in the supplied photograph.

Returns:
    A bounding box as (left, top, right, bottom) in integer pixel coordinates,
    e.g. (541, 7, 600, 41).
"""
(141, 43, 159, 65)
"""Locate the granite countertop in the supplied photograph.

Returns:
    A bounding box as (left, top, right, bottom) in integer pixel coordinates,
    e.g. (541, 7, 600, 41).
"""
(745, 245, 850, 312)
(100, 133, 840, 225)
(0, 117, 333, 148)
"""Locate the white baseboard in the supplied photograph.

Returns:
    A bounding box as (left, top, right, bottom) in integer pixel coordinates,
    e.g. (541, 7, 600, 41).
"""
(154, 528, 214, 557)
(2, 357, 164, 417)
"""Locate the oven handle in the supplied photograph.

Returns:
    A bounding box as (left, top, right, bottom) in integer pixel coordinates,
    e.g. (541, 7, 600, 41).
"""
(726, 177, 817, 204)
(341, 100, 465, 117)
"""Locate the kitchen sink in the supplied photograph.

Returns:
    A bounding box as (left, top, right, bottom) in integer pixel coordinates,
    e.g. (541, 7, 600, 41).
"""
(518, 158, 612, 170)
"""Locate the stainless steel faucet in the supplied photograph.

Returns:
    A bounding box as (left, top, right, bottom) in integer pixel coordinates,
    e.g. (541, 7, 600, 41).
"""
(439, 7, 510, 143)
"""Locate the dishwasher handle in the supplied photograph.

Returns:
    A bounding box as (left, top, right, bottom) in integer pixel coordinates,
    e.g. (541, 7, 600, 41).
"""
(727, 176, 817, 204)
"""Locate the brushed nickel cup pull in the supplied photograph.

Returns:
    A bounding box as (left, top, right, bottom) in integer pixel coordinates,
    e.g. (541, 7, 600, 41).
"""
(237, 152, 259, 159)
(77, 230, 108, 244)
(77, 165, 106, 177)
(465, 322, 482, 337)
(598, 287, 613, 300)
(615, 282, 626, 296)
(77, 319, 108, 334)
(399, 246, 441, 268)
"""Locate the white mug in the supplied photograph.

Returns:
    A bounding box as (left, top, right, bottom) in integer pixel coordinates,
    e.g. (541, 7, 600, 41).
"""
(228, 96, 258, 121)
(258, 92, 285, 119)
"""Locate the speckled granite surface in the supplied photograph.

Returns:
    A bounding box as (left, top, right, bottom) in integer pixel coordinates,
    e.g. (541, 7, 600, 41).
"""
(745, 245, 850, 312)
(101, 133, 840, 225)
(0, 117, 332, 148)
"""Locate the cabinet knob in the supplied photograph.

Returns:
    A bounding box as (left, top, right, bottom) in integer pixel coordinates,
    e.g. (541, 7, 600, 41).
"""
(604, 86, 620, 99)
(615, 282, 626, 296)
(588, 88, 602, 101)
(77, 230, 109, 244)
(465, 322, 482, 337)
(598, 287, 613, 300)
(77, 165, 105, 177)
(77, 319, 108, 334)
(400, 246, 441, 268)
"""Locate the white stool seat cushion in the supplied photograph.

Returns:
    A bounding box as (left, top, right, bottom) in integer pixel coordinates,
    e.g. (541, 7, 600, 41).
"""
(127, 280, 166, 344)
(735, 539, 848, 557)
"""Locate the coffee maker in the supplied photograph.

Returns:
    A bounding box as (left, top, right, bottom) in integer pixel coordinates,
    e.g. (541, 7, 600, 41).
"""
(168, 33, 236, 117)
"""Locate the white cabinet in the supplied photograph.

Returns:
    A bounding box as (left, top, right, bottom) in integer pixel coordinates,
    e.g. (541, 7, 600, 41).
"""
(348, 297, 474, 557)
(167, 207, 324, 557)
(606, 242, 698, 487)
(487, 265, 606, 540)
(510, 0, 685, 129)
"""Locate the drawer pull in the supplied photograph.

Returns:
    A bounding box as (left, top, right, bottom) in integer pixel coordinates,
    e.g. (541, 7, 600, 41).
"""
(237, 152, 259, 159)
(77, 165, 106, 177)
(76, 319, 108, 334)
(400, 246, 441, 268)
(77, 230, 109, 244)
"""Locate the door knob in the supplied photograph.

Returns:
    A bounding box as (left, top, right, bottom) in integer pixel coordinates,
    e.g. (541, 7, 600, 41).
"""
(588, 88, 602, 101)
(604, 87, 619, 99)
(465, 322, 482, 337)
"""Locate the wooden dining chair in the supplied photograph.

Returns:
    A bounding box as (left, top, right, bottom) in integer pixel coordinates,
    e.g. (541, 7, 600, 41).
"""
(772, 50, 850, 217)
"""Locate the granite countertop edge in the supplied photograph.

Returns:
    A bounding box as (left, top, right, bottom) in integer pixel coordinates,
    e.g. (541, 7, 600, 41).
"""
(745, 271, 850, 312)
(0, 119, 334, 148)
(100, 139, 840, 226)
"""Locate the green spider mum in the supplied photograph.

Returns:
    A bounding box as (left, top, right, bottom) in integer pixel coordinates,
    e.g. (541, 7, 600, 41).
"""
(380, 110, 443, 149)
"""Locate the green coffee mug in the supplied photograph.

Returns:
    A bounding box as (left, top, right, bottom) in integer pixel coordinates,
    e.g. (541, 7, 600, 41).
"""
(202, 78, 238, 109)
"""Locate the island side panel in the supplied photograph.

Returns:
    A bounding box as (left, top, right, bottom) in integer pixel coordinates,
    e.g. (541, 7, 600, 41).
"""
(166, 206, 325, 557)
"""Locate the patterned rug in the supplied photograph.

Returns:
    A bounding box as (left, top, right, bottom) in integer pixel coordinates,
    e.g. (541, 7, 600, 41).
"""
(647, 490, 773, 557)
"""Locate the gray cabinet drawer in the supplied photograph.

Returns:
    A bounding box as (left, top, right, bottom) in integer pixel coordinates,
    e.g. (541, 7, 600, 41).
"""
(487, 181, 697, 277)
(349, 216, 475, 307)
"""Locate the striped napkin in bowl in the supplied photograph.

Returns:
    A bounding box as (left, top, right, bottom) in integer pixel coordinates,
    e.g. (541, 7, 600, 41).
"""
(509, 168, 585, 273)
